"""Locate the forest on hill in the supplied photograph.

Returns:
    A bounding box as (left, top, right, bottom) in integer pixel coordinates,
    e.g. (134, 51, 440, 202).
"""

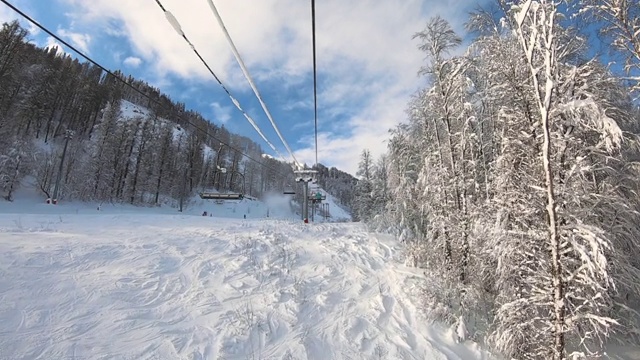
(0, 20, 356, 210)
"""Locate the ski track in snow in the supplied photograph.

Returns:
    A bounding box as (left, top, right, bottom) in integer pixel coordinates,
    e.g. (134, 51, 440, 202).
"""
(0, 214, 490, 360)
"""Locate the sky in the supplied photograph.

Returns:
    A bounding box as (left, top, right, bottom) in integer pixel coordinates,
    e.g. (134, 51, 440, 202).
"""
(0, 0, 491, 176)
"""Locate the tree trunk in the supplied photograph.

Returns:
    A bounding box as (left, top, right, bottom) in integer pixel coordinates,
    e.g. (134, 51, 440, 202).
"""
(516, 1, 565, 357)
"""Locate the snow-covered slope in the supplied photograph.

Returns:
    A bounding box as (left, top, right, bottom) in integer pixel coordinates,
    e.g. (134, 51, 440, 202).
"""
(0, 200, 491, 359)
(317, 189, 352, 222)
(120, 99, 152, 119)
(1, 185, 297, 221)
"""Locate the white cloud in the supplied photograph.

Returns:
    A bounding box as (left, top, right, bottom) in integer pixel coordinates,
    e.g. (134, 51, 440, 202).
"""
(283, 99, 312, 112)
(0, 3, 16, 24)
(58, 0, 486, 175)
(56, 28, 91, 53)
(294, 83, 411, 175)
(123, 56, 142, 68)
(26, 22, 40, 36)
(112, 50, 123, 63)
(0, 13, 8, 25)
(0, 2, 40, 37)
(211, 102, 232, 124)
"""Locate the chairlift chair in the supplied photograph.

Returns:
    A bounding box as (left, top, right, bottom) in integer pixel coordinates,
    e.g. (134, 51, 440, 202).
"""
(199, 192, 244, 200)
(200, 165, 246, 201)
(308, 189, 326, 202)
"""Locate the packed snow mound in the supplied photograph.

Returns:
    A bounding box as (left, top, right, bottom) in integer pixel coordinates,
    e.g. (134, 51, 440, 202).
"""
(0, 211, 491, 359)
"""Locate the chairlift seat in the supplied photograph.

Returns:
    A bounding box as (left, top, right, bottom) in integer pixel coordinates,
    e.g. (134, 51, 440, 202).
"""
(199, 192, 244, 200)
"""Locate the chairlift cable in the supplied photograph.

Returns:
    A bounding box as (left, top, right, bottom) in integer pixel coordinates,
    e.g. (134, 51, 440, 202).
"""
(311, 0, 319, 169)
(204, 0, 302, 169)
(154, 0, 290, 163)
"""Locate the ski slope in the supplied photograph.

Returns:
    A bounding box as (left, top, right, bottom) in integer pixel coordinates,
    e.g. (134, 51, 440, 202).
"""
(0, 198, 491, 359)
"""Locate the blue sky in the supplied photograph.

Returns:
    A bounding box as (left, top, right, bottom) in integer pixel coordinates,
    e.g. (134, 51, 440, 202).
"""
(0, 0, 492, 175)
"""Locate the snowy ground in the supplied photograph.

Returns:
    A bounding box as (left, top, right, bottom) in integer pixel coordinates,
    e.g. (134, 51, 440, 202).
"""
(0, 194, 491, 360)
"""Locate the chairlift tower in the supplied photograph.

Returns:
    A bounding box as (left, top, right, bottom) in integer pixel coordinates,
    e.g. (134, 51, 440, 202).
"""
(294, 169, 317, 223)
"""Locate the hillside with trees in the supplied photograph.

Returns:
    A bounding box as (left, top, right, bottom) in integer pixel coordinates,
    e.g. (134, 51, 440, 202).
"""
(0, 20, 356, 211)
(352, 1, 640, 359)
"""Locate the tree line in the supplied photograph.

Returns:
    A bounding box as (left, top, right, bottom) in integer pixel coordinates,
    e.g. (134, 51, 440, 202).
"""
(353, 0, 640, 358)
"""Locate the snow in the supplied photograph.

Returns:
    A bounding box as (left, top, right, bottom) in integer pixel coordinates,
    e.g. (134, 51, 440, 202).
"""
(203, 144, 214, 161)
(310, 188, 352, 222)
(118, 100, 186, 142)
(514, 0, 533, 28)
(120, 99, 151, 119)
(165, 10, 185, 37)
(0, 193, 491, 359)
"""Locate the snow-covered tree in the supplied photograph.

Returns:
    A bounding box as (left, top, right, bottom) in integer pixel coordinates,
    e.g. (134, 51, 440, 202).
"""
(386, 122, 424, 244)
(487, 1, 640, 358)
(373, 3, 640, 358)
(353, 149, 375, 221)
(369, 154, 392, 231)
(0, 137, 34, 201)
(412, 15, 485, 284)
